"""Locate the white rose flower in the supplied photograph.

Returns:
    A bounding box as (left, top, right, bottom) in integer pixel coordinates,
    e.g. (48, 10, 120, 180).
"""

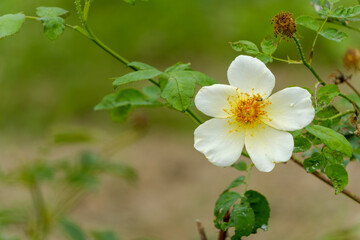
(194, 55, 315, 172)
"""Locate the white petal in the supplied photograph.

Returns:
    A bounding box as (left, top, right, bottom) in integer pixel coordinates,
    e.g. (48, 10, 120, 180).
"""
(227, 55, 275, 98)
(194, 118, 245, 167)
(195, 84, 237, 118)
(262, 87, 315, 131)
(245, 123, 294, 172)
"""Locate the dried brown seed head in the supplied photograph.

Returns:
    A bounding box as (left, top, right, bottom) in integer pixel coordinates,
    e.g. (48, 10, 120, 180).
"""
(271, 12, 297, 40)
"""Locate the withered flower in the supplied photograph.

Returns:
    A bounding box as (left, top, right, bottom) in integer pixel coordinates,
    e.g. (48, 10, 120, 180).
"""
(343, 48, 360, 72)
(329, 70, 352, 85)
(271, 12, 297, 40)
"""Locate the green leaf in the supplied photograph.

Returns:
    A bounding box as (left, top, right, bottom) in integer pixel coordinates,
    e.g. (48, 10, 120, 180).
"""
(325, 164, 348, 194)
(317, 85, 340, 106)
(256, 54, 273, 64)
(158, 73, 170, 90)
(92, 231, 118, 240)
(232, 161, 247, 171)
(316, 106, 339, 119)
(20, 162, 54, 184)
(244, 190, 270, 233)
(293, 136, 312, 153)
(290, 130, 303, 137)
(110, 105, 132, 123)
(296, 15, 319, 31)
(229, 200, 255, 238)
(113, 69, 162, 88)
(160, 71, 196, 111)
(261, 38, 277, 55)
(102, 162, 137, 182)
(311, 0, 331, 11)
(315, 105, 340, 129)
(95, 89, 161, 110)
(230, 40, 259, 55)
(214, 191, 241, 229)
(59, 219, 87, 240)
(36, 7, 69, 18)
(161, 70, 217, 87)
(328, 5, 360, 19)
(223, 176, 245, 193)
(40, 17, 65, 40)
(322, 146, 344, 165)
(143, 86, 161, 101)
(128, 61, 158, 71)
(347, 135, 360, 161)
(0, 13, 26, 39)
(318, 7, 332, 16)
(165, 62, 192, 73)
(303, 152, 325, 173)
(305, 125, 352, 157)
(319, 28, 348, 42)
(188, 71, 217, 86)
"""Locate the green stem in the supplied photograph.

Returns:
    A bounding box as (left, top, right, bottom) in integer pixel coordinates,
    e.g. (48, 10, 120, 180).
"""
(244, 163, 254, 192)
(272, 56, 302, 64)
(293, 37, 327, 85)
(344, 81, 360, 99)
(25, 16, 39, 21)
(29, 183, 48, 240)
(83, 0, 92, 21)
(69, 4, 204, 124)
(293, 37, 360, 110)
(308, 16, 328, 65)
(316, 18, 360, 34)
(27, 3, 204, 125)
(303, 134, 321, 151)
(186, 109, 204, 125)
(317, 109, 355, 121)
(339, 92, 360, 109)
(52, 186, 84, 218)
(241, 151, 250, 158)
(340, 24, 360, 33)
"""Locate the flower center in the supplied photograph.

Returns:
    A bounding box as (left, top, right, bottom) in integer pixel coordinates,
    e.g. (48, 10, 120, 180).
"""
(223, 89, 271, 133)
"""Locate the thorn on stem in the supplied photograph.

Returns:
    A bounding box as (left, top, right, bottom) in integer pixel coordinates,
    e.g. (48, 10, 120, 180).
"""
(196, 219, 208, 240)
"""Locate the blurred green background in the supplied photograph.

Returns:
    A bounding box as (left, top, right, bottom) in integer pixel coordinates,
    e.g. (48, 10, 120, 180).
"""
(1, 1, 360, 240)
(1, 0, 360, 138)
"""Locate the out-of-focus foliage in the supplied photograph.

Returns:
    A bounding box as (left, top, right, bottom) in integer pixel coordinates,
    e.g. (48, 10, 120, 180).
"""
(1, 0, 359, 136)
(0, 127, 138, 239)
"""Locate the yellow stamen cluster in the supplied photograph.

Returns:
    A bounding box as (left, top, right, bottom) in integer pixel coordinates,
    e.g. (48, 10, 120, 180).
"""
(224, 89, 271, 133)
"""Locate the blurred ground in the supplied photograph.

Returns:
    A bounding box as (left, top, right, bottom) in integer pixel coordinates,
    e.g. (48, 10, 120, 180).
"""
(69, 128, 360, 240)
(1, 116, 360, 240)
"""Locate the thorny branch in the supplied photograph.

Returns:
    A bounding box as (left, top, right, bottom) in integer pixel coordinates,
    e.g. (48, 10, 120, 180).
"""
(291, 156, 360, 204)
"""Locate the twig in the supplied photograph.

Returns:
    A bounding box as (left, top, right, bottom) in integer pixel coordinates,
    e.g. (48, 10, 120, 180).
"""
(291, 156, 360, 204)
(308, 16, 328, 64)
(196, 219, 208, 240)
(218, 210, 231, 240)
(292, 36, 360, 110)
(344, 81, 360, 99)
